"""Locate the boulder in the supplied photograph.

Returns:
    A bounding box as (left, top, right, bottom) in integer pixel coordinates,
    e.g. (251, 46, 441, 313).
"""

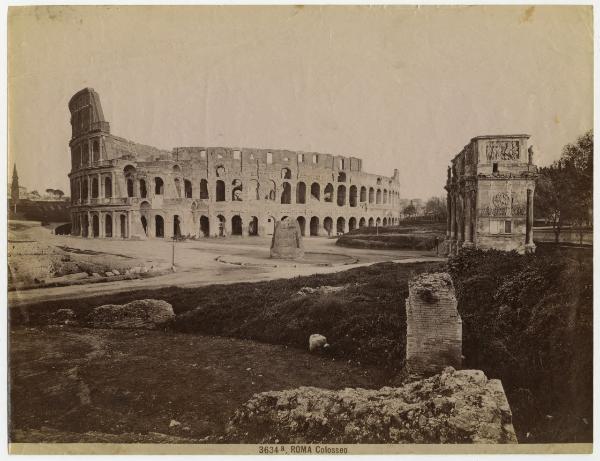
(226, 367, 518, 444)
(308, 334, 328, 352)
(87, 299, 175, 330)
(112, 269, 120, 276)
(270, 217, 304, 260)
(105, 271, 114, 277)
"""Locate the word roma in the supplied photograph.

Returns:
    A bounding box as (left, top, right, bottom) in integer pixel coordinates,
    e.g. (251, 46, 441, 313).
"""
(258, 445, 349, 454)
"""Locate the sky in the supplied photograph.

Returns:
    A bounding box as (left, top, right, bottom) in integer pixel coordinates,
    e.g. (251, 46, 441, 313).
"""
(8, 5, 593, 199)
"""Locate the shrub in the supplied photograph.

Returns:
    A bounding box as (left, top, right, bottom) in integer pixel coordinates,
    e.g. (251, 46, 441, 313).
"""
(448, 248, 592, 443)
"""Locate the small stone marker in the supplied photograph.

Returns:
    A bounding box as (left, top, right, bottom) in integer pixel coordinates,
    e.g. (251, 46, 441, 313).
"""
(270, 217, 304, 259)
(405, 272, 462, 375)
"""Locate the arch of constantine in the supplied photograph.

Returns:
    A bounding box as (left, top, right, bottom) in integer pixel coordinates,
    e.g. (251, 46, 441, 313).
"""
(68, 88, 401, 239)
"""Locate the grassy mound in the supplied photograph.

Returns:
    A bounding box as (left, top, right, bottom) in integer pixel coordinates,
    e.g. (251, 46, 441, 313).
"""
(12, 261, 442, 369)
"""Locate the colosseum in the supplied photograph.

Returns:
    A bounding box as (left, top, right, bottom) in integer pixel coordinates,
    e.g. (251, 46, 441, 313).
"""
(68, 88, 401, 239)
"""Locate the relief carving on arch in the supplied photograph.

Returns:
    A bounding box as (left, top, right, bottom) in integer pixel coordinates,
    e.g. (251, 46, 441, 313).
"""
(485, 141, 520, 161)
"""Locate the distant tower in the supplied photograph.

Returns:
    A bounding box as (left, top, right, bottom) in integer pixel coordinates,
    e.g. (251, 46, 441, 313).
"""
(11, 164, 19, 213)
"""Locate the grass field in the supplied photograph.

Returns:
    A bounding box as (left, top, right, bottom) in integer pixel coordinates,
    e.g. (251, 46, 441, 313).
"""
(10, 327, 391, 442)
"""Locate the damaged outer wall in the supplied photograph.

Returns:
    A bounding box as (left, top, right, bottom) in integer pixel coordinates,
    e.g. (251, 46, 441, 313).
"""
(68, 88, 402, 239)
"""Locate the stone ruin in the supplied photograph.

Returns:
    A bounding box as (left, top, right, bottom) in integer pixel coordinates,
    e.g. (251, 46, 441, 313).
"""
(270, 217, 304, 259)
(225, 367, 517, 444)
(405, 272, 462, 376)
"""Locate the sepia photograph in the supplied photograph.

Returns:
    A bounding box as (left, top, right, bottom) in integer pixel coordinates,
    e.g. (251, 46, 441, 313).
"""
(5, 4, 594, 455)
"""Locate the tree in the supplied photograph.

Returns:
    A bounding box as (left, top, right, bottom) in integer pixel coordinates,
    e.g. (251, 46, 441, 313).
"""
(424, 196, 447, 221)
(30, 190, 40, 198)
(403, 202, 417, 218)
(535, 130, 593, 243)
(54, 189, 65, 199)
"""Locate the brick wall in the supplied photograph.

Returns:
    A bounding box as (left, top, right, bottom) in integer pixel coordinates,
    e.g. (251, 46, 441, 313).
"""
(405, 272, 462, 375)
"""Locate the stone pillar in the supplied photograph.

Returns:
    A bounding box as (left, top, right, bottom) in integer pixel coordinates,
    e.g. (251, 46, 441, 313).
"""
(463, 193, 473, 248)
(98, 173, 102, 198)
(87, 211, 92, 238)
(405, 272, 462, 376)
(446, 193, 451, 238)
(525, 188, 535, 252)
(127, 211, 132, 239)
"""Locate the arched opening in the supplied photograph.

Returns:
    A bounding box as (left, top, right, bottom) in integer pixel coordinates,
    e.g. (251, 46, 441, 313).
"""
(310, 183, 320, 201)
(120, 214, 126, 238)
(231, 215, 243, 236)
(200, 179, 209, 199)
(297, 216, 306, 236)
(217, 215, 226, 237)
(173, 215, 182, 238)
(349, 185, 357, 207)
(360, 186, 367, 202)
(369, 187, 375, 204)
(337, 185, 346, 206)
(383, 217, 388, 226)
(92, 140, 100, 162)
(281, 182, 291, 204)
(359, 217, 366, 228)
(82, 214, 89, 237)
(155, 215, 164, 238)
(324, 183, 334, 202)
(139, 179, 147, 198)
(323, 217, 333, 236)
(368, 217, 374, 227)
(105, 215, 112, 237)
(376, 217, 381, 227)
(349, 217, 357, 231)
(92, 177, 99, 198)
(376, 189, 382, 204)
(154, 177, 164, 195)
(337, 171, 346, 182)
(216, 180, 225, 202)
(263, 181, 275, 201)
(232, 179, 243, 201)
(336, 217, 346, 234)
(126, 178, 134, 197)
(82, 180, 88, 200)
(200, 216, 210, 237)
(173, 165, 182, 174)
(383, 189, 388, 204)
(141, 216, 148, 236)
(281, 168, 292, 180)
(92, 214, 99, 237)
(104, 177, 112, 198)
(185, 180, 193, 198)
(174, 178, 182, 198)
(296, 182, 306, 204)
(248, 216, 259, 236)
(81, 143, 89, 165)
(310, 217, 319, 236)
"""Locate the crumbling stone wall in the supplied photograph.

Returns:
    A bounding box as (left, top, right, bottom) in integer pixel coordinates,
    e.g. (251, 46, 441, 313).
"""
(226, 368, 518, 444)
(405, 272, 462, 375)
(67, 88, 402, 240)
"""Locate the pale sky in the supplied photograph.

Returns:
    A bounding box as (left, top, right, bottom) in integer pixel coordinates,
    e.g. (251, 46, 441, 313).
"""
(8, 5, 593, 199)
